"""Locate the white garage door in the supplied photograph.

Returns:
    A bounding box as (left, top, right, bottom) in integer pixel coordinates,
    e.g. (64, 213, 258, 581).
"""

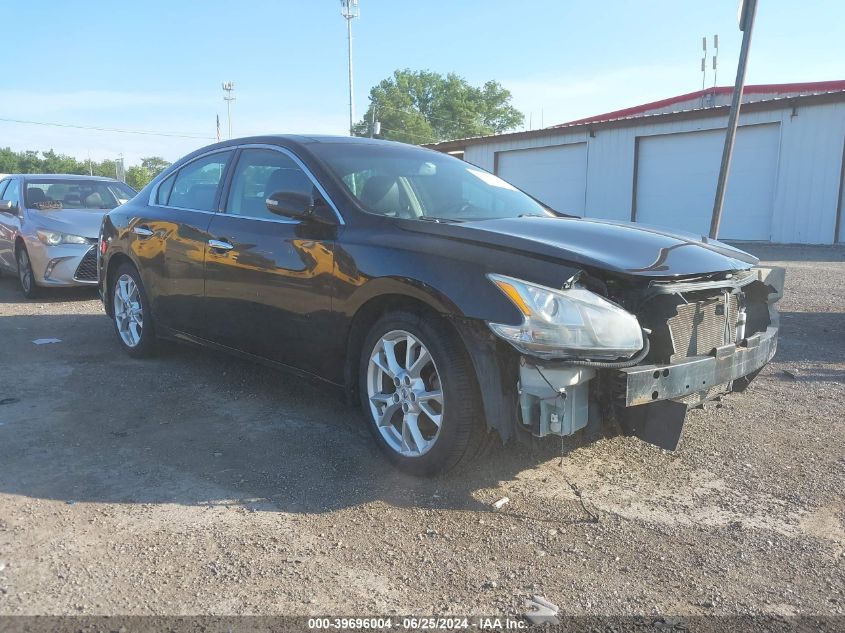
(496, 143, 587, 216)
(635, 124, 780, 240)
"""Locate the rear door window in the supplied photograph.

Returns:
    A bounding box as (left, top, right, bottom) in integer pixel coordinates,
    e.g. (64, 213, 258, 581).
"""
(156, 171, 177, 205)
(168, 151, 232, 212)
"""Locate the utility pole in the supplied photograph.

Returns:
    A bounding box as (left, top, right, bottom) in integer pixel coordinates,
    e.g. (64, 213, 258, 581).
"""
(709, 0, 758, 239)
(222, 82, 236, 140)
(115, 154, 125, 182)
(340, 0, 360, 136)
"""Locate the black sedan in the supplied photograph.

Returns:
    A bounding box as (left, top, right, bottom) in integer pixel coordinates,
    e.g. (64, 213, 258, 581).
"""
(99, 136, 784, 476)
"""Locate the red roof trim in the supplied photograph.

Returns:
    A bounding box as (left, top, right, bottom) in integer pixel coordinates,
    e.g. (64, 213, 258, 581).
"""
(555, 80, 845, 128)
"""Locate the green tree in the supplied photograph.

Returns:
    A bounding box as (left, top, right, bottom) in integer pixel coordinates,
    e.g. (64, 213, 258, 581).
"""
(125, 165, 152, 191)
(353, 69, 524, 144)
(18, 150, 43, 173)
(0, 147, 20, 173)
(140, 156, 170, 178)
(90, 159, 118, 179)
(0, 148, 171, 190)
(40, 149, 86, 174)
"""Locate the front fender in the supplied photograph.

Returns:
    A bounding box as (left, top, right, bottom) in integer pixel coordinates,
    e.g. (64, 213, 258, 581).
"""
(332, 236, 532, 325)
(342, 275, 463, 317)
(99, 215, 146, 317)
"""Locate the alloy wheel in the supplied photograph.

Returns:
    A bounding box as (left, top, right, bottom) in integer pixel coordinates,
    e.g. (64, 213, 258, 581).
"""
(366, 329, 444, 457)
(113, 273, 144, 348)
(17, 249, 33, 294)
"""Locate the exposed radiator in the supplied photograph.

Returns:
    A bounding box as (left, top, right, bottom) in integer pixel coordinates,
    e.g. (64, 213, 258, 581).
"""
(636, 292, 740, 364)
(667, 294, 738, 362)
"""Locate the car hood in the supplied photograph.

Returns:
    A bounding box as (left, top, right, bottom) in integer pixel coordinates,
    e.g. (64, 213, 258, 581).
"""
(402, 216, 758, 278)
(27, 208, 107, 239)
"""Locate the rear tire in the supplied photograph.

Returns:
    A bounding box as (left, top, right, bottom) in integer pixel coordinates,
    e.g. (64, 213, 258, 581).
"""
(16, 245, 39, 299)
(359, 310, 484, 477)
(111, 263, 157, 358)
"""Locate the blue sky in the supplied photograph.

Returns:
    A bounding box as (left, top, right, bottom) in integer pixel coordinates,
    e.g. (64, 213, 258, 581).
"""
(2, 0, 843, 165)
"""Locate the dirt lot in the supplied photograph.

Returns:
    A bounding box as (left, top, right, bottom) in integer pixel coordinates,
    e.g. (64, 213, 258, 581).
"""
(0, 244, 842, 620)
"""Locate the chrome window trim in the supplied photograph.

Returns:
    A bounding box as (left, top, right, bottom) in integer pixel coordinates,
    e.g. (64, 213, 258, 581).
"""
(147, 147, 234, 210)
(148, 143, 346, 226)
(212, 212, 298, 226)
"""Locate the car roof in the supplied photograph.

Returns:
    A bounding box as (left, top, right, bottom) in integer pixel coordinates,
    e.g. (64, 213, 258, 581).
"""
(240, 134, 404, 145)
(15, 174, 122, 182)
(173, 134, 440, 167)
(193, 134, 427, 153)
(151, 135, 450, 181)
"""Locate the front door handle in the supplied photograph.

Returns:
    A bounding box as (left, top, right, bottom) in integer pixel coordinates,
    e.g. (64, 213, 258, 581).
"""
(208, 239, 234, 251)
(133, 225, 154, 237)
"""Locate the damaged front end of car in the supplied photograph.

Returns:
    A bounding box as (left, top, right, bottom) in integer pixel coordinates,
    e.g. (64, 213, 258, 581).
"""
(456, 266, 785, 452)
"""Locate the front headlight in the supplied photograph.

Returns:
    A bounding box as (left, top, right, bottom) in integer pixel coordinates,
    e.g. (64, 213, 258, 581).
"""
(36, 230, 89, 246)
(487, 274, 643, 360)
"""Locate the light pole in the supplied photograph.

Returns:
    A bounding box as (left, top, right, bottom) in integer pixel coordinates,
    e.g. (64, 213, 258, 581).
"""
(340, 0, 360, 136)
(222, 82, 235, 139)
(709, 0, 757, 239)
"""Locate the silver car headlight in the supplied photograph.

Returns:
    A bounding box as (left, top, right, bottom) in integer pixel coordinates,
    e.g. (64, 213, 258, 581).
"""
(36, 230, 89, 246)
(487, 274, 644, 360)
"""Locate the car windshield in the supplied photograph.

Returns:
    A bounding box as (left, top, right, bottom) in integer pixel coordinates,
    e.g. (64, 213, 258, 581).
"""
(25, 179, 137, 210)
(310, 142, 555, 222)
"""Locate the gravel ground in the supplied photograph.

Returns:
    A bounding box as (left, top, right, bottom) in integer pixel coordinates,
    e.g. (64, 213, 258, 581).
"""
(0, 244, 842, 620)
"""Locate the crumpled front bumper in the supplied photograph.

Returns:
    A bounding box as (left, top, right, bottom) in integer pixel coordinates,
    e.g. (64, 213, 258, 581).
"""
(455, 266, 785, 448)
(617, 325, 778, 407)
(613, 266, 785, 451)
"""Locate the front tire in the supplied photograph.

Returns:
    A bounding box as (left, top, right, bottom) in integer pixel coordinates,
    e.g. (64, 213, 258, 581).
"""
(16, 245, 39, 299)
(111, 263, 156, 357)
(359, 311, 484, 476)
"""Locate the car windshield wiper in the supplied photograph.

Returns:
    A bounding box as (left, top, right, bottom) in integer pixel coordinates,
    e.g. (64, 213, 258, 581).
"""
(418, 216, 463, 224)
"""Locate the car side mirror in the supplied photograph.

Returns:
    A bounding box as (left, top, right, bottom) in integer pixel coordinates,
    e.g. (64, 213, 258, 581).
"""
(0, 200, 15, 214)
(265, 191, 334, 224)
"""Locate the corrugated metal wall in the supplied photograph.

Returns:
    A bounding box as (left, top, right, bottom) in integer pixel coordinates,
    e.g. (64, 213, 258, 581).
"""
(462, 101, 845, 244)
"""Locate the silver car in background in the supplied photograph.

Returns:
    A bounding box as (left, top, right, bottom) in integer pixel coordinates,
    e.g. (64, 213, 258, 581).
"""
(0, 174, 136, 297)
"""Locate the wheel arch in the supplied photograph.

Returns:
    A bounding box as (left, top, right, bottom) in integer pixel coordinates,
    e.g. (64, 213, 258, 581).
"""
(102, 251, 137, 317)
(342, 276, 519, 443)
(343, 292, 447, 400)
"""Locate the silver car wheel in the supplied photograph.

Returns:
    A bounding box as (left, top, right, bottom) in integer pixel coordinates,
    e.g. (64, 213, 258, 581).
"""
(366, 329, 444, 457)
(113, 273, 143, 348)
(17, 249, 33, 293)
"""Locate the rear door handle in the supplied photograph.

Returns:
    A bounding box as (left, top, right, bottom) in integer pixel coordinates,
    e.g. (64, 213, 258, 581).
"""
(208, 239, 234, 251)
(133, 225, 154, 237)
